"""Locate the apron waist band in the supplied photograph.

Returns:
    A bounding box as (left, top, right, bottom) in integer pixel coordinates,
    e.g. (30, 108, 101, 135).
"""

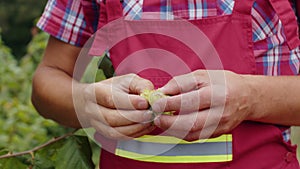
(116, 134, 233, 163)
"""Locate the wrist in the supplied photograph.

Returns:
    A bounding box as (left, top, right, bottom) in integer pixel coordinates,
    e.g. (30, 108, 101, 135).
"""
(242, 74, 263, 121)
(72, 81, 94, 127)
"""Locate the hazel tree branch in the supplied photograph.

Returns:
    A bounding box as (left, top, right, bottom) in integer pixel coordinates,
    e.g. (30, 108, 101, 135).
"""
(0, 130, 76, 159)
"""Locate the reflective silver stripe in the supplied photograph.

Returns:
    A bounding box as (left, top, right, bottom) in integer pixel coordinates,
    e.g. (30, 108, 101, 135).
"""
(115, 135, 233, 163)
(117, 140, 232, 156)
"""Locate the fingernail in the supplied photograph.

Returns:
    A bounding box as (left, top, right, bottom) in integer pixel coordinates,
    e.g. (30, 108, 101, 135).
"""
(143, 110, 154, 122)
(138, 100, 148, 109)
(157, 87, 165, 93)
(151, 103, 159, 112)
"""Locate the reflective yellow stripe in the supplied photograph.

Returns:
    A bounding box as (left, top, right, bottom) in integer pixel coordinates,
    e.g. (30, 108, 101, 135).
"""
(116, 149, 233, 163)
(135, 134, 232, 144)
(115, 134, 233, 163)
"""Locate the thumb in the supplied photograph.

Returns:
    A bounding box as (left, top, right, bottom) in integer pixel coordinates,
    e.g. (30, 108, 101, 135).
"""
(159, 78, 181, 95)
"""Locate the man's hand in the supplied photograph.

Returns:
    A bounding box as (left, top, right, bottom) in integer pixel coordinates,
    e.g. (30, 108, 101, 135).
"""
(74, 74, 156, 140)
(152, 70, 253, 141)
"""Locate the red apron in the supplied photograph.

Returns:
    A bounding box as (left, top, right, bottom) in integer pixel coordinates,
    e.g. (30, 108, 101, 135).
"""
(86, 0, 300, 168)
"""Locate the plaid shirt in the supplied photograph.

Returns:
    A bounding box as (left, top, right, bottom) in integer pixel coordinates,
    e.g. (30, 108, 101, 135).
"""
(37, 0, 300, 76)
(37, 0, 299, 142)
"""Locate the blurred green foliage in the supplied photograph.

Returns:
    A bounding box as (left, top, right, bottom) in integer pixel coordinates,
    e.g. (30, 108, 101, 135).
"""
(0, 0, 47, 59)
(0, 31, 97, 168)
(292, 127, 300, 160)
(0, 30, 68, 152)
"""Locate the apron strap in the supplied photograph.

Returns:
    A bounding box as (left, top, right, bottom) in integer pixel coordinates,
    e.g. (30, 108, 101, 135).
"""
(234, 0, 300, 50)
(105, 0, 123, 22)
(233, 0, 255, 16)
(80, 0, 100, 33)
(269, 0, 300, 50)
(97, 1, 108, 30)
(88, 0, 124, 56)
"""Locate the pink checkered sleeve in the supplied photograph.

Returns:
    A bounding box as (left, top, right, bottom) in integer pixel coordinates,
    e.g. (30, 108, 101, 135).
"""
(37, 0, 99, 47)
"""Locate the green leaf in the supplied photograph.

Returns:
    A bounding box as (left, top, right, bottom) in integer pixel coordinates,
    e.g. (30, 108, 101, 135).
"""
(0, 148, 9, 156)
(55, 136, 95, 169)
(0, 157, 28, 169)
(33, 153, 55, 169)
(33, 137, 66, 169)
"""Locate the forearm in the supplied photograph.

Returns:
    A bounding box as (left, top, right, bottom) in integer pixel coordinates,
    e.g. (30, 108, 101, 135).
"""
(32, 64, 83, 128)
(31, 36, 86, 128)
(245, 75, 300, 126)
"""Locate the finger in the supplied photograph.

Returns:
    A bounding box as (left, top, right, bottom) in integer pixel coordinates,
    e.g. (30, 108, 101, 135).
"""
(103, 109, 154, 127)
(178, 108, 241, 142)
(128, 74, 154, 94)
(164, 125, 223, 142)
(160, 70, 210, 94)
(129, 125, 156, 138)
(94, 84, 150, 110)
(152, 87, 212, 113)
(114, 123, 154, 140)
(87, 102, 154, 127)
(183, 126, 225, 142)
(154, 112, 200, 132)
(91, 119, 153, 140)
(158, 78, 181, 95)
(111, 92, 150, 110)
(154, 108, 224, 132)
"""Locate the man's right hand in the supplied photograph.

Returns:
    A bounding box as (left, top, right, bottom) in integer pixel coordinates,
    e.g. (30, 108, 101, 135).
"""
(74, 74, 155, 140)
